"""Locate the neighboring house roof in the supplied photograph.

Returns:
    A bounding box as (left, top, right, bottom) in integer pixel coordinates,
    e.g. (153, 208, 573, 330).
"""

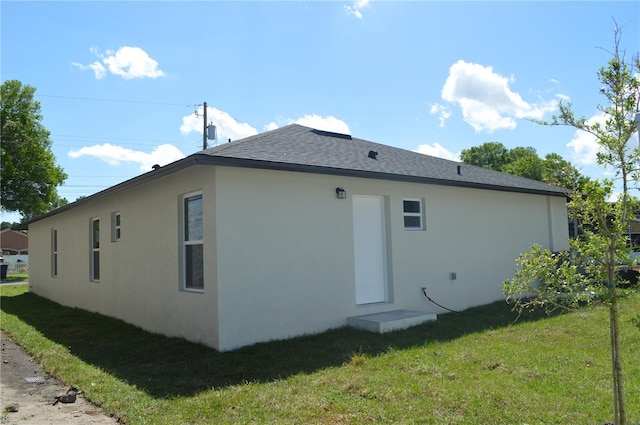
(28, 124, 568, 224)
(0, 228, 29, 254)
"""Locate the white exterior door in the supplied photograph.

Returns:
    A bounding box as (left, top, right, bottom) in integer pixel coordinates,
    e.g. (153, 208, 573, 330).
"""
(352, 195, 388, 305)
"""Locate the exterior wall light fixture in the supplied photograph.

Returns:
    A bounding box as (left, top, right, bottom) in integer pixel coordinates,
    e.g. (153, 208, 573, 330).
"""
(336, 187, 347, 199)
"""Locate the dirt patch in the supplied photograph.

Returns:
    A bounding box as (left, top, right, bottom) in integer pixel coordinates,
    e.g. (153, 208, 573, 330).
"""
(0, 331, 120, 424)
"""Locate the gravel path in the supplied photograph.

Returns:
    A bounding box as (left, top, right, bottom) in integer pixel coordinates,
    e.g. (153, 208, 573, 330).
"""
(1, 331, 120, 424)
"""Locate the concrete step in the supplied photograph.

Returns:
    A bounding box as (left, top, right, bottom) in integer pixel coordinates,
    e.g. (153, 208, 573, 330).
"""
(347, 309, 437, 333)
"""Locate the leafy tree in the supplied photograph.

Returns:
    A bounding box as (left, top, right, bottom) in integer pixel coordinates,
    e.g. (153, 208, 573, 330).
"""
(459, 141, 510, 171)
(502, 153, 544, 181)
(504, 25, 639, 425)
(460, 142, 586, 189)
(1, 221, 25, 230)
(1, 80, 67, 221)
(542, 152, 590, 190)
(507, 145, 537, 162)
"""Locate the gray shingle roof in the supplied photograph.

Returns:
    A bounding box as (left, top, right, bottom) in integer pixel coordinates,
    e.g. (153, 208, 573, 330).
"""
(199, 124, 568, 197)
(27, 123, 568, 224)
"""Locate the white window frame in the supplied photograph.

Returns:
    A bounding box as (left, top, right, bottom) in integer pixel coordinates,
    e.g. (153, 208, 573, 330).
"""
(182, 192, 204, 291)
(403, 198, 424, 230)
(91, 218, 100, 282)
(111, 211, 121, 242)
(51, 228, 58, 278)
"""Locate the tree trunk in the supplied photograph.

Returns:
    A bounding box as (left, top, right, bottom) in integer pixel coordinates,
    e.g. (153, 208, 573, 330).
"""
(608, 286, 626, 425)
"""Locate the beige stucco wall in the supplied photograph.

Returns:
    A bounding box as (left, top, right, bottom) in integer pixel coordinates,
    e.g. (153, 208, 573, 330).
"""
(213, 166, 569, 350)
(29, 165, 221, 348)
(29, 164, 569, 352)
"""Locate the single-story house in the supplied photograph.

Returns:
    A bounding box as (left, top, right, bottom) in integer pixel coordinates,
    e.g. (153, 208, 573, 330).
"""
(1, 228, 29, 255)
(28, 124, 570, 351)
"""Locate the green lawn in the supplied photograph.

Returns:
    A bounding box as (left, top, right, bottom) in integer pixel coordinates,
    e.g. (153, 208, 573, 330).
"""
(0, 272, 28, 284)
(1, 284, 638, 424)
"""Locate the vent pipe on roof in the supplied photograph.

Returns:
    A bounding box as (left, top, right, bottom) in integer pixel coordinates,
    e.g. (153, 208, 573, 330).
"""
(457, 165, 461, 175)
(368, 150, 378, 160)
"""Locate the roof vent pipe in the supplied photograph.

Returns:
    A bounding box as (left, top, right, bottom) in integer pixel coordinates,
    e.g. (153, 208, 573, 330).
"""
(368, 150, 378, 159)
(457, 165, 461, 175)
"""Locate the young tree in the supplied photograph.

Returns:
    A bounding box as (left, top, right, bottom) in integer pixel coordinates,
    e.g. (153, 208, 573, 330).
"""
(504, 25, 639, 425)
(1, 80, 67, 221)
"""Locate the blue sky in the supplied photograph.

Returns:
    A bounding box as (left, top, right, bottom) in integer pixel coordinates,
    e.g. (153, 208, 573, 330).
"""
(1, 1, 639, 223)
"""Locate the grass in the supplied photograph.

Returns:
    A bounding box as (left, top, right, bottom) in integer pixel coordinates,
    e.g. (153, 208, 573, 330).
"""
(1, 284, 639, 424)
(0, 273, 28, 284)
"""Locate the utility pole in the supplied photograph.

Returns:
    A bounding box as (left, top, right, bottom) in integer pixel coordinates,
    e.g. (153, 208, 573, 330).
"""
(203, 101, 208, 150)
(194, 101, 215, 150)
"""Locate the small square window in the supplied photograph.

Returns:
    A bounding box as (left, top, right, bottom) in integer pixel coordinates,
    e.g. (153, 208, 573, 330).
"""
(403, 198, 424, 230)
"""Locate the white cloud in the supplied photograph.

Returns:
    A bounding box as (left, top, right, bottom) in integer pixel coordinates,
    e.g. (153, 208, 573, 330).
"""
(71, 60, 107, 79)
(264, 122, 279, 132)
(564, 111, 640, 179)
(180, 106, 258, 143)
(295, 114, 351, 134)
(429, 104, 452, 128)
(68, 143, 184, 171)
(441, 60, 556, 133)
(566, 132, 600, 167)
(72, 46, 165, 80)
(565, 112, 640, 167)
(345, 0, 370, 19)
(266, 114, 351, 135)
(414, 143, 459, 161)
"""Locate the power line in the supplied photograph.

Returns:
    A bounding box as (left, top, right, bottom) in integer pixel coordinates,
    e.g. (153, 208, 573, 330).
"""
(61, 175, 132, 178)
(61, 185, 112, 188)
(51, 134, 180, 148)
(36, 95, 216, 151)
(36, 94, 188, 107)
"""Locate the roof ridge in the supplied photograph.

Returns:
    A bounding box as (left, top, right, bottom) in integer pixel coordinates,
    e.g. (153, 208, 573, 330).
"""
(202, 123, 308, 154)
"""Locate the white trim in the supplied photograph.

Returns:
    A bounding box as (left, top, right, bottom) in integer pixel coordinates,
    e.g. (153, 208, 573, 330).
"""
(111, 211, 121, 242)
(181, 191, 204, 291)
(90, 217, 100, 282)
(51, 228, 58, 278)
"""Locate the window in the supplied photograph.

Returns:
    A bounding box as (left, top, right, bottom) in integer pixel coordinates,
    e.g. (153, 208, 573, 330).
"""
(91, 218, 100, 281)
(111, 212, 121, 242)
(403, 198, 424, 230)
(183, 193, 203, 290)
(51, 228, 58, 277)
